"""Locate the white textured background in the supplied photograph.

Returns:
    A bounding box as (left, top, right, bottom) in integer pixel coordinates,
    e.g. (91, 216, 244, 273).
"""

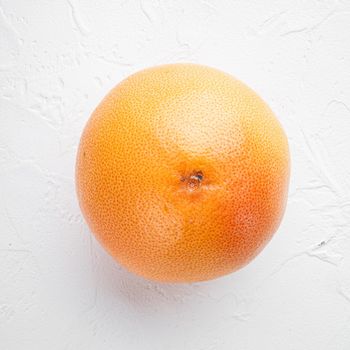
(1, 1, 350, 349)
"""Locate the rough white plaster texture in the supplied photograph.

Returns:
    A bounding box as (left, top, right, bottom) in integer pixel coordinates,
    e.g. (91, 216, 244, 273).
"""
(1, 0, 350, 349)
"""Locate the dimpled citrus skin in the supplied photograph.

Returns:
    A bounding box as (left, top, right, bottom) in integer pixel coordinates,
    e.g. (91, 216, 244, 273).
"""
(76, 63, 290, 283)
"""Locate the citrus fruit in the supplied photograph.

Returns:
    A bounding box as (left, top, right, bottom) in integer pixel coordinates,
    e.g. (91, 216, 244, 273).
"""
(76, 64, 290, 283)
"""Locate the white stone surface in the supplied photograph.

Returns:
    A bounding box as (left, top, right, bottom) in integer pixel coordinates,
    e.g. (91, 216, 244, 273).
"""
(1, 1, 350, 349)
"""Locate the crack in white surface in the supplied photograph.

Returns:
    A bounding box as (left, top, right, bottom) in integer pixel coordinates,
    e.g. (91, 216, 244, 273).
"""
(66, 0, 90, 36)
(280, 27, 308, 37)
(299, 126, 342, 197)
(139, 0, 160, 24)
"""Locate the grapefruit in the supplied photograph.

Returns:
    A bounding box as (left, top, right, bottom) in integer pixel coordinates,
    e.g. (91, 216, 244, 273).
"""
(76, 64, 290, 283)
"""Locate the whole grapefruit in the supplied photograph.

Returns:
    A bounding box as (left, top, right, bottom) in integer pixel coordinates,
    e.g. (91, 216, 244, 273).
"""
(76, 64, 290, 283)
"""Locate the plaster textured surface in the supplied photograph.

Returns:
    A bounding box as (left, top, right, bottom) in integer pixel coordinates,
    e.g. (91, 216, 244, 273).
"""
(1, 1, 350, 349)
